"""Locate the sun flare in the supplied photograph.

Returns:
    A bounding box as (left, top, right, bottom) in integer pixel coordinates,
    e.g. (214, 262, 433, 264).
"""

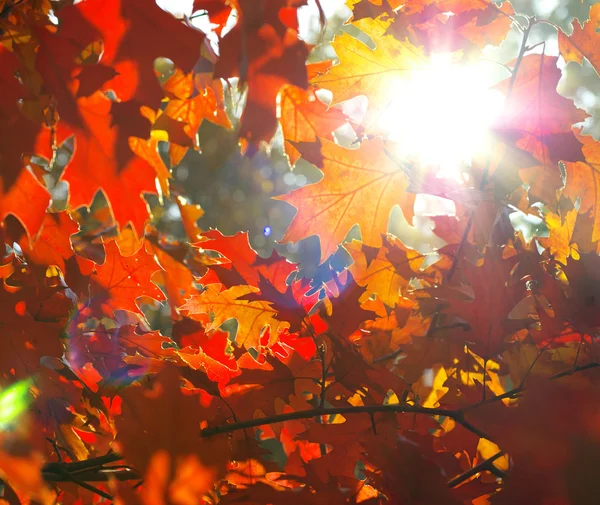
(379, 54, 506, 180)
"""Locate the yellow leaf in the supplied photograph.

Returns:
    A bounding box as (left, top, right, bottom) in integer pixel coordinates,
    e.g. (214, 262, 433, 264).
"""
(347, 236, 424, 307)
(539, 209, 578, 263)
(412, 365, 448, 408)
(312, 17, 424, 115)
(179, 284, 287, 351)
(477, 438, 509, 472)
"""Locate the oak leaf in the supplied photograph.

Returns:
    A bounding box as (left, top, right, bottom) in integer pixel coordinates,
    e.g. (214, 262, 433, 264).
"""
(0, 263, 75, 379)
(179, 284, 287, 352)
(215, 3, 309, 144)
(90, 241, 165, 316)
(465, 375, 600, 505)
(428, 247, 530, 357)
(493, 54, 587, 166)
(276, 137, 414, 263)
(0, 47, 50, 237)
(46, 93, 158, 234)
(558, 3, 600, 78)
(74, 0, 205, 107)
(312, 17, 424, 117)
(277, 85, 347, 162)
(346, 235, 425, 307)
(562, 134, 600, 242)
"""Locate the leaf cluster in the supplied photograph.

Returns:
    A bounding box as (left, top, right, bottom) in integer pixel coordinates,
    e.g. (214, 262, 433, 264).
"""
(0, 0, 600, 504)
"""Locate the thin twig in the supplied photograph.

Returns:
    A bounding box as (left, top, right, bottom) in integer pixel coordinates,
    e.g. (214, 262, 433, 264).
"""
(0, 0, 26, 18)
(447, 451, 506, 488)
(461, 362, 600, 412)
(516, 344, 549, 390)
(506, 16, 534, 103)
(373, 347, 404, 363)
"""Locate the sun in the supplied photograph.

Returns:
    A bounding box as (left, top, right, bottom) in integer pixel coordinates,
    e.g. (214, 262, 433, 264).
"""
(378, 54, 506, 180)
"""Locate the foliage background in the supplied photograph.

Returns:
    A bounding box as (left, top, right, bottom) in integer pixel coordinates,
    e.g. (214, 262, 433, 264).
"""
(1, 0, 600, 503)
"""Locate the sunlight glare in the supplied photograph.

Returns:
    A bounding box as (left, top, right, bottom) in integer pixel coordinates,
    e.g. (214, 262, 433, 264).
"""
(379, 54, 505, 180)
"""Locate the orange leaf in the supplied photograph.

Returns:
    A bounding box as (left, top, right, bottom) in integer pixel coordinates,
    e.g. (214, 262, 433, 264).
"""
(278, 85, 347, 144)
(91, 241, 165, 315)
(276, 137, 414, 263)
(45, 93, 157, 235)
(558, 3, 600, 77)
(563, 134, 600, 242)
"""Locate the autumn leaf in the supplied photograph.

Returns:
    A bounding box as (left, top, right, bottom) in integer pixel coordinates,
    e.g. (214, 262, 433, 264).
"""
(162, 71, 231, 144)
(179, 284, 288, 352)
(90, 240, 165, 315)
(388, 0, 514, 57)
(0, 263, 75, 379)
(225, 355, 306, 418)
(277, 85, 347, 161)
(33, 6, 102, 129)
(18, 212, 80, 272)
(312, 16, 424, 116)
(538, 208, 578, 263)
(493, 54, 588, 165)
(215, 2, 309, 144)
(558, 3, 600, 77)
(0, 47, 50, 238)
(198, 229, 297, 292)
(0, 168, 51, 242)
(347, 0, 397, 22)
(173, 317, 237, 372)
(276, 137, 414, 262)
(73, 0, 205, 107)
(346, 235, 425, 307)
(427, 247, 530, 357)
(44, 92, 158, 235)
(562, 133, 600, 242)
(465, 375, 600, 505)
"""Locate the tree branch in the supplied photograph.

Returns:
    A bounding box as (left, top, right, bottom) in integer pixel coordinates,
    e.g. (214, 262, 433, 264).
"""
(43, 361, 598, 496)
(0, 0, 26, 18)
(199, 404, 492, 441)
(42, 452, 141, 484)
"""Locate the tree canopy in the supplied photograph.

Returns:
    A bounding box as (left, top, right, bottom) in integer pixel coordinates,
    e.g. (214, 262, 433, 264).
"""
(1, 0, 600, 504)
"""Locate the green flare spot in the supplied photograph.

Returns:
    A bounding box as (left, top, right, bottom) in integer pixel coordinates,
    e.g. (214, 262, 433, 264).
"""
(0, 379, 32, 428)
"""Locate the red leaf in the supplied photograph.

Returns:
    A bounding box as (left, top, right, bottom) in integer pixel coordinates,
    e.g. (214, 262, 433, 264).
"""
(90, 241, 164, 315)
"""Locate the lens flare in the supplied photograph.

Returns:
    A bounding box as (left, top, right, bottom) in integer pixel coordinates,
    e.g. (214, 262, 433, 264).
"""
(0, 379, 32, 428)
(378, 54, 505, 179)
